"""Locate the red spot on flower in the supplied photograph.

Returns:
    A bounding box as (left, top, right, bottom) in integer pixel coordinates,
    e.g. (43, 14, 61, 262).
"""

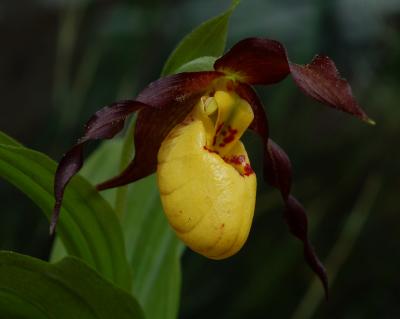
(226, 155, 246, 165)
(243, 163, 254, 176)
(223, 155, 254, 176)
(219, 126, 237, 147)
(213, 123, 225, 146)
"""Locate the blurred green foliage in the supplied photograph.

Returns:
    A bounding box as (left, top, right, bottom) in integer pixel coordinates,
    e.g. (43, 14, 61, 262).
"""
(0, 0, 399, 318)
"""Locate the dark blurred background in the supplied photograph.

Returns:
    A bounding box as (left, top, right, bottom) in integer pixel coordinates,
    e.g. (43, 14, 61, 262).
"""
(1, 0, 399, 318)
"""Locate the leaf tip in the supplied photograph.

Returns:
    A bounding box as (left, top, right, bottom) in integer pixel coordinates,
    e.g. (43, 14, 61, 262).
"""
(230, 0, 241, 10)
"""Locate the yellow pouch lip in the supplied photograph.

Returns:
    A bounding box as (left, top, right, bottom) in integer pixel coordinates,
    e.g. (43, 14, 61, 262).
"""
(157, 89, 257, 259)
(157, 118, 256, 259)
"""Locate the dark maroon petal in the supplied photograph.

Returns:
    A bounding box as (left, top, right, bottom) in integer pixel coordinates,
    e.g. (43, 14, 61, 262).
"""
(214, 38, 290, 85)
(246, 95, 326, 291)
(234, 83, 269, 139)
(96, 100, 195, 190)
(136, 71, 223, 108)
(51, 100, 146, 234)
(289, 55, 373, 123)
(285, 196, 329, 297)
(260, 138, 328, 297)
(51, 144, 83, 235)
(96, 72, 221, 190)
(264, 139, 292, 200)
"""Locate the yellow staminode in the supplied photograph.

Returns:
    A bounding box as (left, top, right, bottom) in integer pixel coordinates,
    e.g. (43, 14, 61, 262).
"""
(157, 90, 257, 259)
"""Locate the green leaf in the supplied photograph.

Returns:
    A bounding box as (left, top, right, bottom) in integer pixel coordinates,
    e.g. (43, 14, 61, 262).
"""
(0, 134, 132, 291)
(123, 175, 184, 319)
(0, 131, 21, 147)
(0, 251, 144, 319)
(173, 56, 217, 73)
(161, 0, 240, 76)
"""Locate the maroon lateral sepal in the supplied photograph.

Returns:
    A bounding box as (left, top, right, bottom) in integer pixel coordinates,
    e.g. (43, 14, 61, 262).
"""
(289, 55, 373, 123)
(96, 72, 221, 190)
(214, 38, 290, 85)
(50, 100, 146, 234)
(263, 139, 328, 298)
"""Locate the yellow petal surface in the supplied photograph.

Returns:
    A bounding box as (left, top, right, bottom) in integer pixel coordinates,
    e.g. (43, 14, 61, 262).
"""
(157, 114, 256, 259)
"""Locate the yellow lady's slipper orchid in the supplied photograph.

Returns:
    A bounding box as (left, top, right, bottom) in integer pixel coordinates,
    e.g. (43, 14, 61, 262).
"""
(52, 37, 373, 296)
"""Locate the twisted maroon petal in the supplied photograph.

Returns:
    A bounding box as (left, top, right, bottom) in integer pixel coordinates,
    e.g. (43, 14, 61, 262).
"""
(234, 83, 328, 294)
(241, 90, 328, 295)
(264, 139, 328, 298)
(214, 38, 290, 85)
(51, 100, 147, 234)
(284, 196, 328, 298)
(264, 140, 292, 200)
(96, 71, 222, 190)
(289, 55, 373, 123)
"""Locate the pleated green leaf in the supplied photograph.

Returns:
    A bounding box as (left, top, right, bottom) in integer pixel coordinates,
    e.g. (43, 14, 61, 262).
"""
(0, 133, 132, 291)
(161, 0, 240, 76)
(0, 251, 144, 319)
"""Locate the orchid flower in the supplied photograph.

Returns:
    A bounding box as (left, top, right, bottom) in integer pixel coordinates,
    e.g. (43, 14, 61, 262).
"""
(51, 38, 373, 296)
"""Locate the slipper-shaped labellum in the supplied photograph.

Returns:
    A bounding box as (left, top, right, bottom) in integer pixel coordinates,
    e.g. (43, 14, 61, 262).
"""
(51, 37, 374, 297)
(158, 90, 256, 259)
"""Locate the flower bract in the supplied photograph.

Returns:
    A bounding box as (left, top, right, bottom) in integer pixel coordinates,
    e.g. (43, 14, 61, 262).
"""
(51, 37, 373, 297)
